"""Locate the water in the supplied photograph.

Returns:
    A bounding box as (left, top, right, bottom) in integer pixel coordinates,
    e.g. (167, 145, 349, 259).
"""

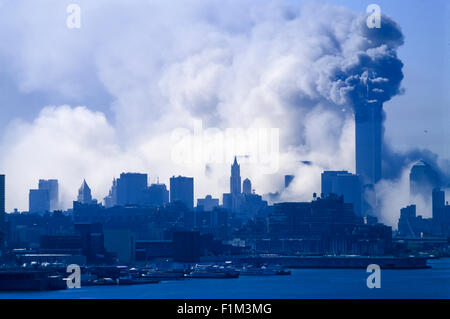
(1, 258, 449, 299)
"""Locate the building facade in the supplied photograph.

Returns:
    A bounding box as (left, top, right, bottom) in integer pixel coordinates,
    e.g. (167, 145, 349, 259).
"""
(170, 176, 194, 209)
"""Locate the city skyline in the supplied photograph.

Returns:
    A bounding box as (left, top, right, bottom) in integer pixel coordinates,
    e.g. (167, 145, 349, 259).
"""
(0, 0, 448, 229)
(1, 154, 448, 231)
(0, 1, 448, 301)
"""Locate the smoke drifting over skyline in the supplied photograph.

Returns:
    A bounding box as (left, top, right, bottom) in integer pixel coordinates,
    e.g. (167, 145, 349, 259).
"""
(0, 1, 447, 227)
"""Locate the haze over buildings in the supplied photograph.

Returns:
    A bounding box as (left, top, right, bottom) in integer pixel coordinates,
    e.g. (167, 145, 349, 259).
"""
(38, 179, 59, 211)
(0, 1, 447, 231)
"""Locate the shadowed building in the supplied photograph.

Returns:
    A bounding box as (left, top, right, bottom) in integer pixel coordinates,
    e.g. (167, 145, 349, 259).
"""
(29, 189, 50, 213)
(0, 175, 4, 253)
(355, 102, 382, 185)
(0, 175, 4, 215)
(141, 183, 169, 207)
(243, 178, 252, 195)
(38, 179, 59, 211)
(397, 205, 432, 238)
(431, 188, 450, 236)
(321, 171, 363, 216)
(432, 188, 445, 222)
(106, 173, 148, 206)
(170, 176, 194, 209)
(267, 194, 390, 255)
(117, 173, 148, 206)
(409, 160, 440, 199)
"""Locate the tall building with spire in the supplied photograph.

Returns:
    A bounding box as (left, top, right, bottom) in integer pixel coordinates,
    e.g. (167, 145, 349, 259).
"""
(230, 156, 241, 195)
(78, 180, 93, 204)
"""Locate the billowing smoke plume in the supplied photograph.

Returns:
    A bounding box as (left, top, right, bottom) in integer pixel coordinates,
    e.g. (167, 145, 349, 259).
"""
(323, 15, 404, 111)
(0, 1, 447, 227)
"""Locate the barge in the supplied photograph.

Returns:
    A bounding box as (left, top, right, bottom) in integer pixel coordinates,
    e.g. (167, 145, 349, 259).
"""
(231, 255, 430, 269)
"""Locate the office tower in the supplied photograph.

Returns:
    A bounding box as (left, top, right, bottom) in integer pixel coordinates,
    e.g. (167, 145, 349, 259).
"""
(141, 183, 169, 207)
(243, 178, 252, 195)
(284, 175, 295, 189)
(197, 195, 219, 211)
(410, 160, 440, 198)
(321, 171, 349, 195)
(77, 180, 93, 204)
(321, 171, 362, 216)
(0, 175, 5, 248)
(29, 189, 50, 213)
(0, 175, 4, 214)
(116, 173, 148, 206)
(432, 188, 445, 222)
(230, 156, 241, 195)
(38, 179, 59, 211)
(355, 102, 382, 185)
(170, 176, 194, 209)
(398, 205, 417, 237)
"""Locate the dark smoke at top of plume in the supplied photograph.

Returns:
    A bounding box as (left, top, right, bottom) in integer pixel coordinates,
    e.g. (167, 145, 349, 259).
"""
(325, 14, 449, 186)
(329, 15, 404, 113)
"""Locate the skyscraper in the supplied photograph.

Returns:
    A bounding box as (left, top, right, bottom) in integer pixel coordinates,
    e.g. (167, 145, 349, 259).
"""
(230, 156, 241, 195)
(410, 160, 440, 199)
(432, 188, 445, 222)
(321, 171, 363, 216)
(116, 173, 148, 206)
(170, 176, 194, 209)
(355, 103, 382, 185)
(0, 175, 5, 244)
(141, 183, 169, 207)
(29, 189, 50, 213)
(243, 178, 252, 195)
(78, 180, 93, 204)
(0, 175, 4, 215)
(39, 179, 59, 211)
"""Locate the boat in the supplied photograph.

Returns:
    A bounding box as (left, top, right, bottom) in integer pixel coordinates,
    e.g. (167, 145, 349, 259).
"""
(92, 277, 116, 285)
(238, 265, 291, 276)
(143, 270, 185, 280)
(186, 269, 239, 279)
(117, 275, 160, 285)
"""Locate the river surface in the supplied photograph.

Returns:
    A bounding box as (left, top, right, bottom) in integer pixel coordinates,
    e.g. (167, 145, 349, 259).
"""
(1, 258, 449, 299)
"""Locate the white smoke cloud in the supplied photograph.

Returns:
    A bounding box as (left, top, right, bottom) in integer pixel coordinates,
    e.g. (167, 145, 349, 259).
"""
(376, 163, 436, 229)
(0, 0, 426, 226)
